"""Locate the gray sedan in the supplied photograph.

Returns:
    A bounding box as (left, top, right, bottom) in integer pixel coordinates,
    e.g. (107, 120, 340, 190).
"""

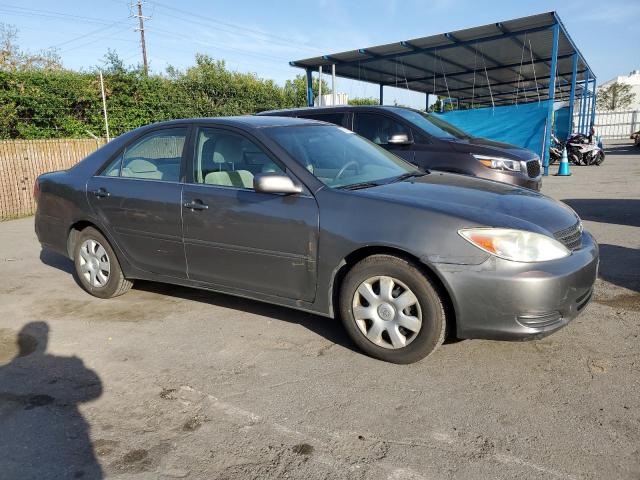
(34, 116, 598, 363)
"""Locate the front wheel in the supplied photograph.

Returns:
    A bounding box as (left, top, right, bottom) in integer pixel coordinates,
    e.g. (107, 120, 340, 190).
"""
(73, 227, 133, 298)
(593, 151, 605, 166)
(339, 255, 446, 364)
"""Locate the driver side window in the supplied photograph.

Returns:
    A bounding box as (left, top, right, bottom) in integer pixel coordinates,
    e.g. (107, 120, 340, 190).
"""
(192, 128, 284, 189)
(354, 113, 411, 145)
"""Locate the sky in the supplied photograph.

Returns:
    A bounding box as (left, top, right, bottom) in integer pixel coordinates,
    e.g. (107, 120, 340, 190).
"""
(3, 0, 640, 108)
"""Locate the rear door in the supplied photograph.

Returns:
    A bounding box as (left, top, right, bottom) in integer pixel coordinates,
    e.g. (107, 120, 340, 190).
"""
(86, 127, 189, 278)
(181, 126, 319, 301)
(353, 112, 415, 163)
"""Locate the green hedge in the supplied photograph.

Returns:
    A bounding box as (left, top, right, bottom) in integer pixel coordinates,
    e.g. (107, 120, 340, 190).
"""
(0, 54, 325, 139)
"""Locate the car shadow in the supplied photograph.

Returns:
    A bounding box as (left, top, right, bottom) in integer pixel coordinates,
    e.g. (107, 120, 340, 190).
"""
(603, 142, 639, 156)
(598, 244, 640, 293)
(562, 199, 640, 228)
(0, 322, 104, 478)
(40, 248, 461, 351)
(38, 248, 359, 353)
(133, 280, 362, 352)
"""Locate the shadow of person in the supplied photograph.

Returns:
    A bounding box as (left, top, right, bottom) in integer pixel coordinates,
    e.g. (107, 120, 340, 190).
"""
(0, 322, 103, 479)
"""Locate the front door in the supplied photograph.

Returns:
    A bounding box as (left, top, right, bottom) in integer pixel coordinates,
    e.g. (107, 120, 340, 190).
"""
(353, 112, 415, 163)
(181, 127, 319, 302)
(86, 127, 189, 278)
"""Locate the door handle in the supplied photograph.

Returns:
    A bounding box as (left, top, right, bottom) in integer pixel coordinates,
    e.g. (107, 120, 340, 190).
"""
(93, 188, 110, 198)
(183, 200, 209, 211)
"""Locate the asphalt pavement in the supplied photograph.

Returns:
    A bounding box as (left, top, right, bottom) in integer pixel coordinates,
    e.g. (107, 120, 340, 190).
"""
(0, 141, 638, 479)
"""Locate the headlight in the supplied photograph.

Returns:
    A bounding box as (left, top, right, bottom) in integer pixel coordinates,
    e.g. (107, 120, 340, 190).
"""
(472, 154, 521, 172)
(458, 228, 570, 262)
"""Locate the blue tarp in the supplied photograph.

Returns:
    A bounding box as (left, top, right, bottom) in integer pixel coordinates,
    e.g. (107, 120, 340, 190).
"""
(435, 100, 551, 158)
(554, 106, 570, 140)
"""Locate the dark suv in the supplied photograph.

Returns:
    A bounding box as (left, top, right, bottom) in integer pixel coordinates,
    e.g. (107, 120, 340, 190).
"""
(259, 106, 541, 190)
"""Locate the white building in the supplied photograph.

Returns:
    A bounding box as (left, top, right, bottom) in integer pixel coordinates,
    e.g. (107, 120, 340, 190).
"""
(599, 70, 640, 110)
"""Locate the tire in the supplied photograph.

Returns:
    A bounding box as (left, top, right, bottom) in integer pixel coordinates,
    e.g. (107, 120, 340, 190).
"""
(594, 151, 605, 166)
(339, 255, 446, 364)
(73, 227, 133, 299)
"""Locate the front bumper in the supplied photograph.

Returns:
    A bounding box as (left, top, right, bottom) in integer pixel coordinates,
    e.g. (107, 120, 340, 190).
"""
(435, 232, 599, 340)
(482, 169, 542, 191)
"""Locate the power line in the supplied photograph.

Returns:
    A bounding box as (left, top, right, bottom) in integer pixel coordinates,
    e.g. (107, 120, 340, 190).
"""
(47, 18, 130, 50)
(0, 3, 116, 26)
(150, 1, 327, 53)
(145, 26, 293, 64)
(61, 26, 137, 53)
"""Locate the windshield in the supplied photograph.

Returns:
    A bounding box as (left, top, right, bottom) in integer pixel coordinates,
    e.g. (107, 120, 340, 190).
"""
(264, 125, 420, 188)
(392, 108, 471, 140)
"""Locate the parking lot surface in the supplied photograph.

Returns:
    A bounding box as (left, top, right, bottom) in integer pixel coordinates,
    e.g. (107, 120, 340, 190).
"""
(1, 141, 639, 480)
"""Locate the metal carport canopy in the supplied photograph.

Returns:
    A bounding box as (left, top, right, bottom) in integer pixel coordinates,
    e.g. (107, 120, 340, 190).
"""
(290, 11, 594, 107)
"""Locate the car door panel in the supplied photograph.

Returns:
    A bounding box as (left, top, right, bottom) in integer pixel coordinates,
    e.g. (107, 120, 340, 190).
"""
(182, 127, 319, 302)
(87, 178, 186, 277)
(86, 127, 189, 278)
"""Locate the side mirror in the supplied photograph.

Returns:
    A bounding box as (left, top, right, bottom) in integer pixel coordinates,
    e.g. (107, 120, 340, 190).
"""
(253, 173, 302, 195)
(387, 133, 413, 145)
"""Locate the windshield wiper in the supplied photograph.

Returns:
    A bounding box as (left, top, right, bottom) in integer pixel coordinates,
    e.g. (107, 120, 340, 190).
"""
(337, 181, 381, 191)
(389, 171, 428, 183)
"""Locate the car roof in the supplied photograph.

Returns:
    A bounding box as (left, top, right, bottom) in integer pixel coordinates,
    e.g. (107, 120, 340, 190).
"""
(136, 115, 325, 130)
(257, 105, 414, 116)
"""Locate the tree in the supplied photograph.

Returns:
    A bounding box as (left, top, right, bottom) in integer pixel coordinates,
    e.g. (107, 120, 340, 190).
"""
(0, 24, 62, 72)
(282, 74, 331, 107)
(597, 82, 636, 111)
(348, 97, 379, 106)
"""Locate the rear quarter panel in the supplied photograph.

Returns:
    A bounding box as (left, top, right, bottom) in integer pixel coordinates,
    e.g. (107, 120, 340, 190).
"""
(34, 129, 139, 257)
(35, 170, 90, 256)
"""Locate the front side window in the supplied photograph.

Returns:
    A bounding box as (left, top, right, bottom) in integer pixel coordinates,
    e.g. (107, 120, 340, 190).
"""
(353, 113, 412, 145)
(192, 128, 284, 189)
(99, 128, 187, 181)
(265, 125, 419, 189)
(391, 108, 470, 140)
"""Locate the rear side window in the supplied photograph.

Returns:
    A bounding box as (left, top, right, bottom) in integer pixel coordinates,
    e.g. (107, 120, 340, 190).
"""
(99, 128, 187, 182)
(353, 113, 412, 145)
(296, 112, 346, 127)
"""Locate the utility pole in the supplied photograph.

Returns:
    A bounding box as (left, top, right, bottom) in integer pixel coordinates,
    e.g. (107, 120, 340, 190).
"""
(130, 1, 149, 75)
(99, 71, 110, 142)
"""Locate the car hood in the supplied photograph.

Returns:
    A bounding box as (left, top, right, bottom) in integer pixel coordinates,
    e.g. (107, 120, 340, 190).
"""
(447, 137, 539, 161)
(355, 172, 579, 235)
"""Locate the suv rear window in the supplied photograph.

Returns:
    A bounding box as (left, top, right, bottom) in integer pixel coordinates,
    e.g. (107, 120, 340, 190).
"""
(296, 112, 345, 127)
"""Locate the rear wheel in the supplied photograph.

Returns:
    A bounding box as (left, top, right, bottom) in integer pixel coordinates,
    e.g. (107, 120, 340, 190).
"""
(73, 227, 132, 298)
(339, 255, 446, 364)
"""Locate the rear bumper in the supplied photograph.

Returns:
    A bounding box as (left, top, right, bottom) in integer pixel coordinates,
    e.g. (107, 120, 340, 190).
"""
(435, 232, 599, 340)
(35, 211, 69, 257)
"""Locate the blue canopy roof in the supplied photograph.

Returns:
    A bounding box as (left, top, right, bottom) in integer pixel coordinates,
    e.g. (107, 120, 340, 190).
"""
(290, 12, 593, 107)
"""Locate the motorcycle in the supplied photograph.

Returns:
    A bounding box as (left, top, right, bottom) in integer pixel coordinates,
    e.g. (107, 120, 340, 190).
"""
(549, 134, 564, 165)
(565, 132, 605, 166)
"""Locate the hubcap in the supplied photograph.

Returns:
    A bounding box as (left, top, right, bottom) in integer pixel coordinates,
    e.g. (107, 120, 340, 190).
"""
(352, 276, 422, 349)
(79, 239, 110, 288)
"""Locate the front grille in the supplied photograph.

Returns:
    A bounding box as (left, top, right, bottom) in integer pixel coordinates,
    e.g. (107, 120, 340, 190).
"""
(554, 222, 583, 250)
(526, 160, 541, 178)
